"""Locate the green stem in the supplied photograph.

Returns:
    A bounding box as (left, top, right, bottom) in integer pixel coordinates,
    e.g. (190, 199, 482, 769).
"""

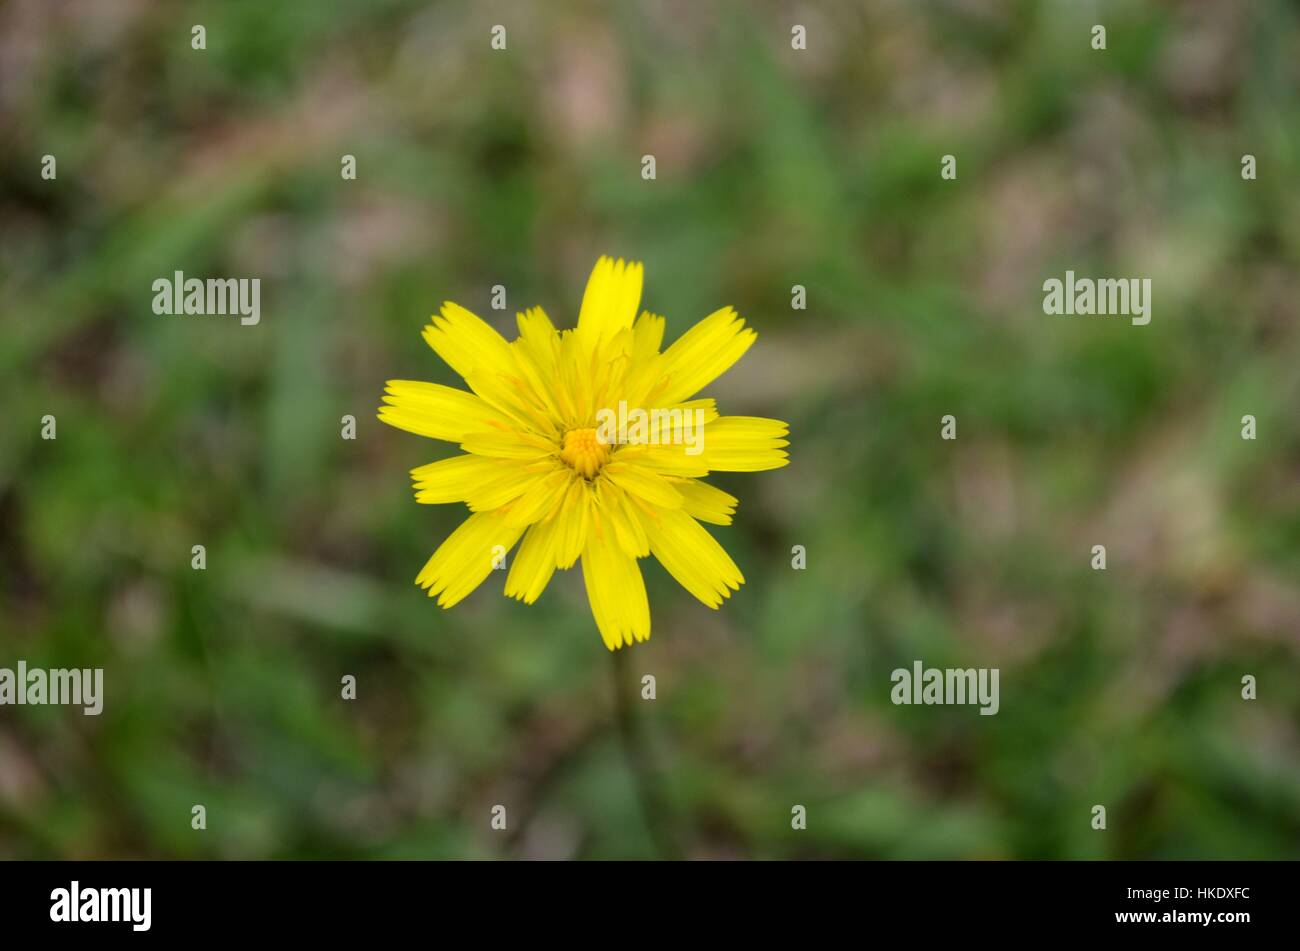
(611, 648, 680, 860)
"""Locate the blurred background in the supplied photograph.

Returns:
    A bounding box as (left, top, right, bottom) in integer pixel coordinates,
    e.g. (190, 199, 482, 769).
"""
(2, 0, 1299, 860)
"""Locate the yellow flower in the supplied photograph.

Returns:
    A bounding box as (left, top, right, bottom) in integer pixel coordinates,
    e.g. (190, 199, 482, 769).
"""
(378, 256, 789, 650)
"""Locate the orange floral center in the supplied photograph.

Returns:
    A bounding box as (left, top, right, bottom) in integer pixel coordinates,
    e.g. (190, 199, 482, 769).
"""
(559, 428, 611, 478)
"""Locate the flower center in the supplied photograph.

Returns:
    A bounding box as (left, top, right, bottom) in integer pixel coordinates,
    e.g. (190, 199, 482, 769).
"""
(559, 427, 611, 479)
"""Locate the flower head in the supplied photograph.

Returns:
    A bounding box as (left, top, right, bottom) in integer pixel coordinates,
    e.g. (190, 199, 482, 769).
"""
(378, 256, 789, 650)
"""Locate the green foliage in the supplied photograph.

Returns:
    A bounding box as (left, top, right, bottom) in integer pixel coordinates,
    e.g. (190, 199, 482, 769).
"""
(1, 0, 1298, 859)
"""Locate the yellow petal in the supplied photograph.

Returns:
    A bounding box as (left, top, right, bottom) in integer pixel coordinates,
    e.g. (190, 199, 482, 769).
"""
(504, 516, 561, 603)
(415, 512, 526, 608)
(677, 479, 739, 525)
(595, 481, 650, 558)
(515, 305, 558, 354)
(617, 445, 710, 478)
(459, 429, 555, 460)
(556, 328, 595, 424)
(700, 416, 790, 472)
(423, 302, 552, 430)
(377, 381, 504, 442)
(465, 465, 555, 513)
(576, 256, 643, 351)
(657, 307, 756, 404)
(510, 312, 564, 421)
(639, 508, 743, 608)
(634, 399, 718, 444)
(605, 398, 719, 476)
(555, 479, 592, 568)
(581, 526, 650, 649)
(411, 454, 514, 504)
(500, 468, 572, 527)
(632, 311, 665, 359)
(602, 462, 684, 508)
(421, 301, 515, 380)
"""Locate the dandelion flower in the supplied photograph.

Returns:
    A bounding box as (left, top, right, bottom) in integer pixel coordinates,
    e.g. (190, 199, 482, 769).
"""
(378, 256, 789, 650)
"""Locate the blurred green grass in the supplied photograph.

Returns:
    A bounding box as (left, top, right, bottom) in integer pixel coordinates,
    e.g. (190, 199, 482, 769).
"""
(1, 0, 1298, 859)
